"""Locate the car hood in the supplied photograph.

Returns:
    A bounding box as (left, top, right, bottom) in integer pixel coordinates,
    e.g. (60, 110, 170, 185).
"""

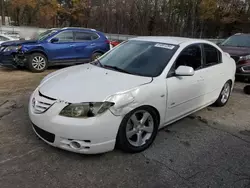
(1, 40, 38, 46)
(219, 46, 250, 56)
(39, 64, 152, 103)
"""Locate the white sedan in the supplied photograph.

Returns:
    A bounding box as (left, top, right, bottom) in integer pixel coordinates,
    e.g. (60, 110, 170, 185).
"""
(0, 34, 16, 44)
(29, 37, 236, 154)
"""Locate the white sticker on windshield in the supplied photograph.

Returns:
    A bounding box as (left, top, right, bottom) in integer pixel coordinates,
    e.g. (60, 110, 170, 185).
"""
(155, 43, 175, 50)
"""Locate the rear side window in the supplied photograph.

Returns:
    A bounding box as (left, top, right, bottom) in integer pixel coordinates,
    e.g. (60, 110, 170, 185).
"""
(56, 31, 74, 42)
(203, 44, 222, 67)
(75, 32, 99, 41)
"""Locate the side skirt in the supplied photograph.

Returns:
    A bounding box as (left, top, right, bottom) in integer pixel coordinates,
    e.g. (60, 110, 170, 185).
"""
(159, 100, 216, 129)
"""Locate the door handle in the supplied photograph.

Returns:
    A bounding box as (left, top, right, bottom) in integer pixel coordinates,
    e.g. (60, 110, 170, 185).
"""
(90, 43, 95, 46)
(69, 44, 75, 47)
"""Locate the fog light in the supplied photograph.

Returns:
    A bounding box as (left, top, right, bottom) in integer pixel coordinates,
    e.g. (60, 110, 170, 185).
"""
(70, 141, 81, 149)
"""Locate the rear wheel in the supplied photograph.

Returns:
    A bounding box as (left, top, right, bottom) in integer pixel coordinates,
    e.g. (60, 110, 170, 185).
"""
(27, 53, 48, 73)
(91, 52, 103, 62)
(116, 106, 159, 153)
(214, 81, 232, 107)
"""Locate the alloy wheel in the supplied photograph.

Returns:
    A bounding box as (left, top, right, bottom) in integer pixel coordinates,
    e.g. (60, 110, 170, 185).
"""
(126, 110, 154, 147)
(221, 82, 230, 104)
(32, 56, 46, 70)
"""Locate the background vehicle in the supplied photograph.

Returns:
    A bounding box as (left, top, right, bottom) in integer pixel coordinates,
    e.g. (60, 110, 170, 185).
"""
(110, 40, 120, 48)
(0, 34, 16, 44)
(3, 31, 20, 39)
(29, 37, 236, 154)
(219, 33, 250, 81)
(0, 27, 110, 72)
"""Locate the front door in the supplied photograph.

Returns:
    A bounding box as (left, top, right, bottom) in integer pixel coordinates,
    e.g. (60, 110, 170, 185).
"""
(165, 44, 207, 123)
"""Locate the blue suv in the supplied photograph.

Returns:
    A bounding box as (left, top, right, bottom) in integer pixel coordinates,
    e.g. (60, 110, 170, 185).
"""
(0, 27, 110, 72)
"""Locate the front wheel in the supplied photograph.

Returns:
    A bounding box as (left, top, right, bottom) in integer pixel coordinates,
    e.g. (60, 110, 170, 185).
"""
(214, 81, 232, 107)
(116, 106, 159, 153)
(27, 53, 48, 73)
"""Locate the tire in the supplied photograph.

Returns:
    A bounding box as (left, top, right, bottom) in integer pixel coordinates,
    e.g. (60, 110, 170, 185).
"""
(91, 52, 103, 62)
(116, 106, 159, 153)
(244, 85, 250, 95)
(214, 81, 232, 107)
(27, 53, 48, 73)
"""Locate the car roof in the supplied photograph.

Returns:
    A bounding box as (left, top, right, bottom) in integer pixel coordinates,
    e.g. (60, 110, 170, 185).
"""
(233, 33, 250, 36)
(130, 36, 209, 45)
(60, 27, 97, 32)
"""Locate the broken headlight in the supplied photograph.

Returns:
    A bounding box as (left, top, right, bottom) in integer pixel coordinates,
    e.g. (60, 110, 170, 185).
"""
(59, 102, 114, 118)
(3, 45, 22, 52)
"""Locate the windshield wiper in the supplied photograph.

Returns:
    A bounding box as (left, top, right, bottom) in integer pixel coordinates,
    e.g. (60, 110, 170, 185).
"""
(103, 65, 131, 74)
(91, 58, 103, 67)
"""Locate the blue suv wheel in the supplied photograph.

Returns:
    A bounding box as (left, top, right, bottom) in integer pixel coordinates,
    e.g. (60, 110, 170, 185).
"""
(27, 53, 48, 73)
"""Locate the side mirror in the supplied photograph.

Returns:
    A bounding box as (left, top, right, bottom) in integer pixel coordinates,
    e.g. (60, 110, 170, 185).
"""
(175, 66, 194, 76)
(51, 37, 59, 43)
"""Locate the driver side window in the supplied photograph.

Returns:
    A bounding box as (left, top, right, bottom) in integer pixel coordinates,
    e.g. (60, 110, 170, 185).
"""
(55, 31, 74, 43)
(174, 44, 202, 71)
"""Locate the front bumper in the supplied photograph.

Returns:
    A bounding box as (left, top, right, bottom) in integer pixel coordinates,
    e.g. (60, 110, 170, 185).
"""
(0, 53, 16, 67)
(28, 90, 122, 154)
(0, 50, 26, 68)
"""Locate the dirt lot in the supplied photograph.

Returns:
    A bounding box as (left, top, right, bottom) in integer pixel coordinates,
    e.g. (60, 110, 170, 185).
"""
(0, 67, 250, 188)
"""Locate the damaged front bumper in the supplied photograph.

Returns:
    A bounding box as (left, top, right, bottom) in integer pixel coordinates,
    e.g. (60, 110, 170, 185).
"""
(0, 51, 27, 68)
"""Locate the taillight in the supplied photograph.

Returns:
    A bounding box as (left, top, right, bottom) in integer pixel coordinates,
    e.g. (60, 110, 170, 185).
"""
(105, 40, 110, 44)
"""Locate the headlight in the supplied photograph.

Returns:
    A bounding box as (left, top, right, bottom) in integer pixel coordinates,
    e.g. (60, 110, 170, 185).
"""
(239, 55, 250, 61)
(3, 45, 22, 52)
(59, 102, 114, 118)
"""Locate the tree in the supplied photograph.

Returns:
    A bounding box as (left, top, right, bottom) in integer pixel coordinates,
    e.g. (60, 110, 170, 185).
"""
(4, 0, 250, 38)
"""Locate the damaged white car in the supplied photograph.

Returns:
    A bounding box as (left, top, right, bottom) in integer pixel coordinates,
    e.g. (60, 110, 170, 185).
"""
(29, 37, 236, 154)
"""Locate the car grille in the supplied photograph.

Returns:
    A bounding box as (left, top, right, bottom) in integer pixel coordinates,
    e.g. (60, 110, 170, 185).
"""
(33, 91, 56, 114)
(33, 124, 55, 143)
(231, 55, 240, 63)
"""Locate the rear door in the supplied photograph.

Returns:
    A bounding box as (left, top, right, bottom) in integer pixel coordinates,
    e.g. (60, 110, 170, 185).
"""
(46, 31, 76, 62)
(73, 31, 101, 61)
(201, 43, 224, 102)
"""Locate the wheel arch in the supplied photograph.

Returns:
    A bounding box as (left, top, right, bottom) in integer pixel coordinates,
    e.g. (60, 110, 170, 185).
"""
(121, 105, 161, 126)
(27, 50, 48, 61)
(92, 50, 105, 55)
(227, 79, 233, 91)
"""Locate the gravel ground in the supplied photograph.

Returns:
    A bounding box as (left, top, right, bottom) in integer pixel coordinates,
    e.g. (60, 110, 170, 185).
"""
(0, 67, 250, 188)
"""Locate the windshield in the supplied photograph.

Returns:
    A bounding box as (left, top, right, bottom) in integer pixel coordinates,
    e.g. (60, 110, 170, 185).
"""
(97, 40, 178, 77)
(38, 29, 58, 41)
(221, 35, 250, 47)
